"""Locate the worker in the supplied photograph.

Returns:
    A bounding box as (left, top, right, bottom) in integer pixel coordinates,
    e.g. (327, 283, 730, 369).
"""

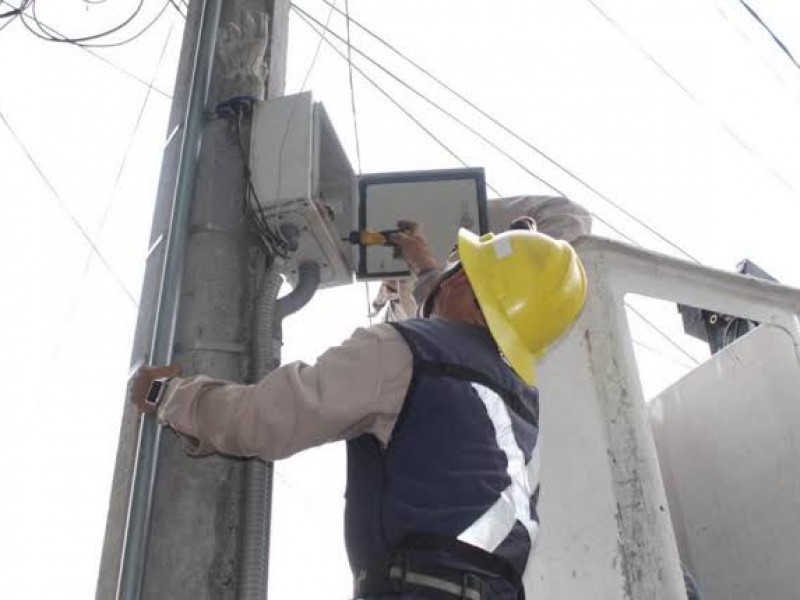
(372, 194, 591, 321)
(129, 226, 587, 599)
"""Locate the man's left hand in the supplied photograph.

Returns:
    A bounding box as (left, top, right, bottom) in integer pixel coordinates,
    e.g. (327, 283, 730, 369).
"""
(128, 364, 181, 414)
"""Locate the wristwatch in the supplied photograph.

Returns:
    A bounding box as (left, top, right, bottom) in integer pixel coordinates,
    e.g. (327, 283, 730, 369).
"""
(144, 377, 173, 409)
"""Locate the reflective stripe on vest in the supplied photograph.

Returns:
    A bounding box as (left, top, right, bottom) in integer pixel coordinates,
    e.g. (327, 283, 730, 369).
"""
(457, 382, 541, 553)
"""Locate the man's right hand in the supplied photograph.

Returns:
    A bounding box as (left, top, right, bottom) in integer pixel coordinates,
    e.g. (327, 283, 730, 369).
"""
(128, 364, 181, 414)
(388, 220, 438, 276)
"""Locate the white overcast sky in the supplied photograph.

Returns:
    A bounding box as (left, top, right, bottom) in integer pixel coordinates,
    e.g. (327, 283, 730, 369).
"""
(1, 1, 799, 598)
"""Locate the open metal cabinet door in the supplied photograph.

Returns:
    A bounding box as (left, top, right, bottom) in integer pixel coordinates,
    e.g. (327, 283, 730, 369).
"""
(354, 168, 488, 280)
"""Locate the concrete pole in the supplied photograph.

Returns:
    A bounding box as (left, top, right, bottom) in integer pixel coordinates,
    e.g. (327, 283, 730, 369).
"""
(96, 1, 289, 598)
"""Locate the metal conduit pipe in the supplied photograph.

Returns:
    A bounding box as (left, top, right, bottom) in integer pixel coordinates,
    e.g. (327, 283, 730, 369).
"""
(116, 1, 222, 598)
(238, 260, 320, 599)
(239, 265, 283, 600)
(276, 261, 322, 321)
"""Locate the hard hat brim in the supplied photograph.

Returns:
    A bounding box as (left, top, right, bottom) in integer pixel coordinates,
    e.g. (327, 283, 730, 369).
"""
(458, 229, 538, 385)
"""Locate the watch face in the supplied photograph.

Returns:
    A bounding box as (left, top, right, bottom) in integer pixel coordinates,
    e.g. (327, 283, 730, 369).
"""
(145, 379, 167, 406)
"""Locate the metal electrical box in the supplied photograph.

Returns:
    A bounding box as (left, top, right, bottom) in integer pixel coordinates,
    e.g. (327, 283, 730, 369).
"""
(250, 92, 355, 288)
(249, 93, 488, 287)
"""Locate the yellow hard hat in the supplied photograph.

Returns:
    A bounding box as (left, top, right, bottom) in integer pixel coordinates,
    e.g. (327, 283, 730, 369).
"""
(458, 228, 587, 385)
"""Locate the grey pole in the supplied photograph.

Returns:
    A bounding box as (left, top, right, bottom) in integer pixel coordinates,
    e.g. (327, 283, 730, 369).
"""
(115, 1, 223, 598)
(97, 1, 290, 598)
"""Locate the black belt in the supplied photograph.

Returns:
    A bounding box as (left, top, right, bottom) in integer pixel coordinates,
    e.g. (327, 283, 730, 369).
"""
(353, 533, 525, 600)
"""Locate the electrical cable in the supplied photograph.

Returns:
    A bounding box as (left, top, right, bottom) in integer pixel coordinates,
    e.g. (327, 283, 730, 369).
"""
(168, 0, 186, 19)
(632, 339, 698, 371)
(295, 4, 639, 238)
(83, 46, 173, 98)
(736, 0, 800, 72)
(305, 0, 693, 259)
(297, 0, 336, 90)
(101, 20, 176, 227)
(0, 0, 29, 33)
(585, 0, 800, 200)
(294, 7, 506, 194)
(0, 108, 139, 307)
(18, 0, 173, 48)
(343, 0, 362, 174)
(293, 8, 473, 174)
(54, 21, 175, 362)
(296, 3, 708, 366)
(626, 303, 700, 366)
(217, 99, 290, 261)
(297, 7, 703, 367)
(23, 0, 145, 44)
(0, 0, 173, 97)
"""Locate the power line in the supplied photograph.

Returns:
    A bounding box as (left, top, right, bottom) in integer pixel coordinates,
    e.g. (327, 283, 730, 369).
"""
(168, 0, 186, 19)
(101, 20, 176, 227)
(75, 20, 176, 293)
(17, 0, 173, 48)
(585, 0, 800, 200)
(343, 0, 362, 174)
(736, 0, 800, 72)
(82, 45, 173, 99)
(305, 0, 698, 260)
(0, 0, 173, 98)
(295, 3, 640, 240)
(627, 303, 700, 366)
(298, 0, 337, 90)
(296, 4, 705, 363)
(293, 8, 473, 175)
(22, 0, 145, 44)
(632, 338, 698, 371)
(0, 108, 139, 307)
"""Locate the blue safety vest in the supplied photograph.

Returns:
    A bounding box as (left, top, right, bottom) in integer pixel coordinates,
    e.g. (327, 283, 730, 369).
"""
(345, 318, 540, 597)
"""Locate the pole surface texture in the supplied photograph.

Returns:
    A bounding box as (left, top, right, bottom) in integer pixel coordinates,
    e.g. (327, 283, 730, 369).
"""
(96, 2, 289, 598)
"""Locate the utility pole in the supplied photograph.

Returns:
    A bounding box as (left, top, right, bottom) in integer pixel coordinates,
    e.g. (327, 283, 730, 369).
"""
(97, 1, 290, 598)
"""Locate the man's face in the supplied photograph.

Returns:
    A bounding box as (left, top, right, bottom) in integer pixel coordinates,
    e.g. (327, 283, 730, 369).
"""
(431, 266, 486, 326)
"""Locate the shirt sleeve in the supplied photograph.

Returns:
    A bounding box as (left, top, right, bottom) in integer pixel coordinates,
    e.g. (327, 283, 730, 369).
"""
(486, 195, 592, 242)
(157, 323, 413, 460)
(410, 195, 592, 306)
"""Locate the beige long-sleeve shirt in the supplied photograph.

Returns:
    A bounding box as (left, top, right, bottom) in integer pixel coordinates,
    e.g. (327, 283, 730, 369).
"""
(379, 194, 593, 320)
(158, 323, 413, 460)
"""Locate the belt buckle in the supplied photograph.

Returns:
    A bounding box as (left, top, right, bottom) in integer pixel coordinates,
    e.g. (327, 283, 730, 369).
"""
(461, 572, 484, 600)
(386, 553, 410, 593)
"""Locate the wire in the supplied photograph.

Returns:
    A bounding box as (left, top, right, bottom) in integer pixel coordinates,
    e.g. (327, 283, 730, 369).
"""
(305, 0, 693, 258)
(585, 0, 800, 200)
(736, 0, 800, 72)
(18, 0, 173, 48)
(294, 5, 506, 192)
(101, 22, 175, 244)
(23, 0, 145, 44)
(217, 99, 291, 261)
(632, 339, 698, 371)
(297, 0, 337, 90)
(0, 0, 29, 33)
(343, 0, 362, 174)
(626, 303, 700, 366)
(295, 4, 639, 237)
(293, 8, 472, 171)
(168, 0, 186, 19)
(82, 46, 173, 99)
(0, 108, 139, 307)
(0, 0, 173, 96)
(296, 6, 705, 365)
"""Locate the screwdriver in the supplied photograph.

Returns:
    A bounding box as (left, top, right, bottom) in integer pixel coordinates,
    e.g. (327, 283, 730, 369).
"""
(342, 229, 402, 247)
